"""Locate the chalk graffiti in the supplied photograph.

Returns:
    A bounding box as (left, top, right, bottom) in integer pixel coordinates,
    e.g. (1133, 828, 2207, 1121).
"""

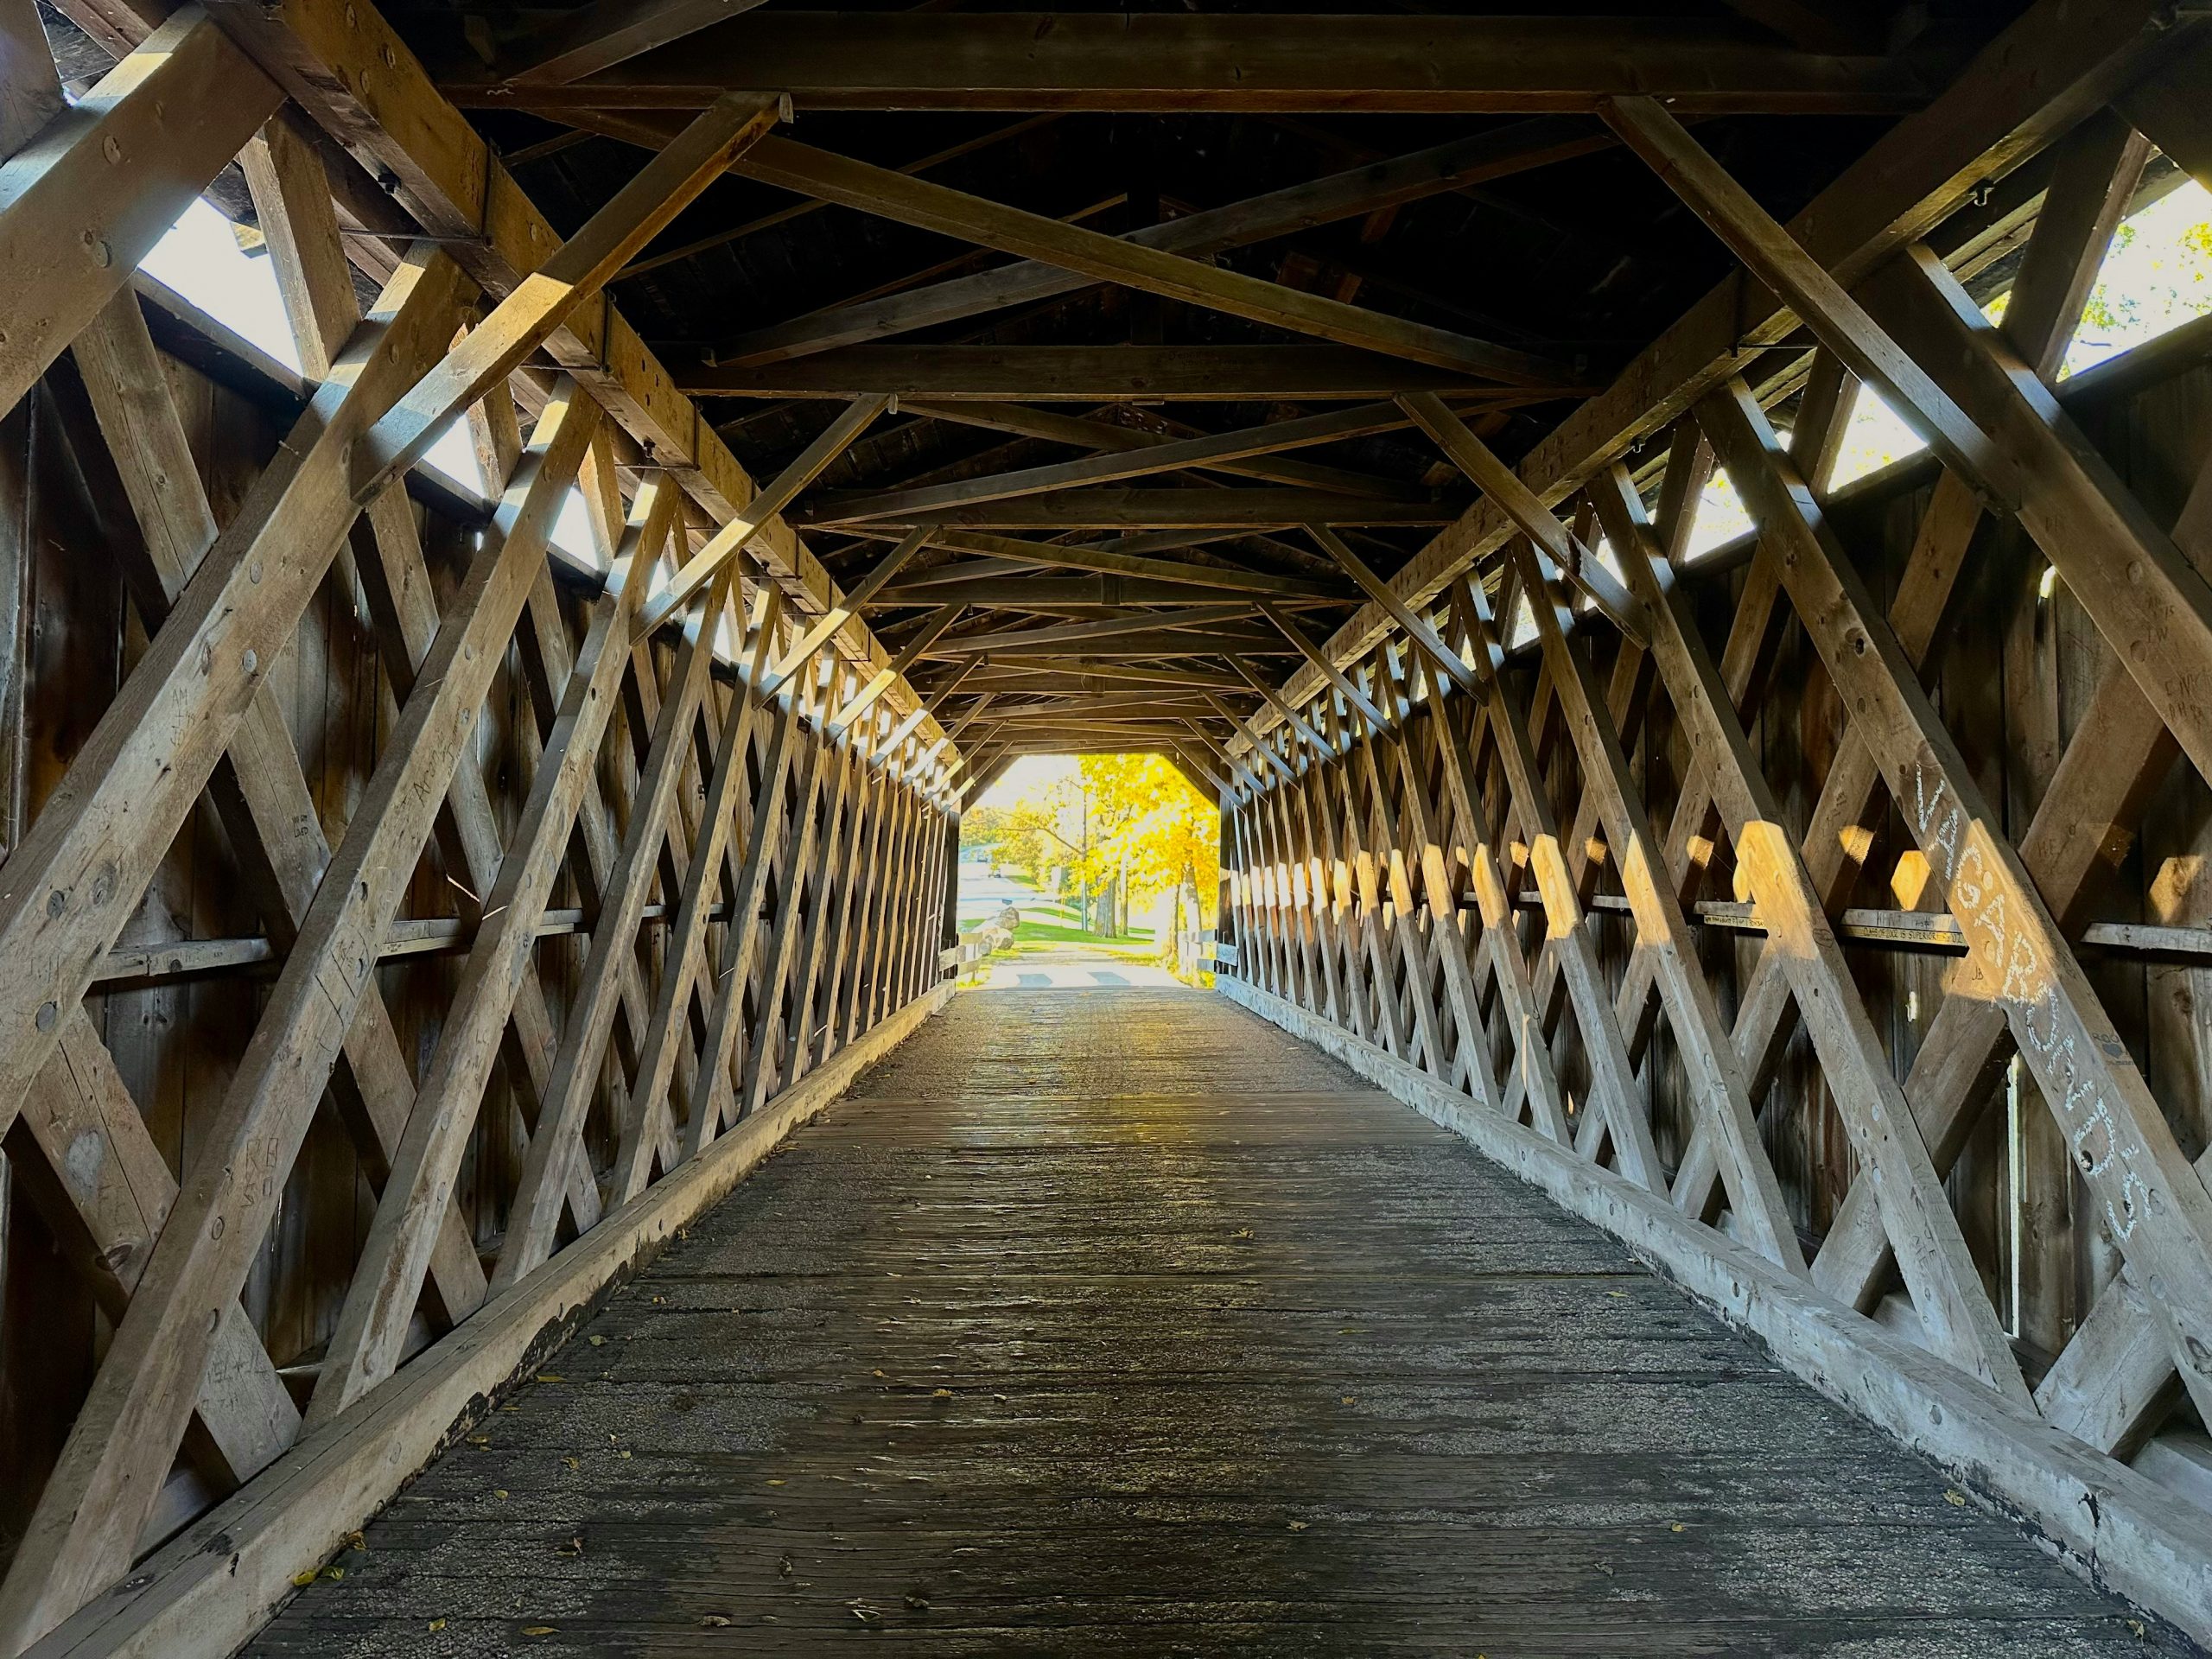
(1909, 761, 2145, 1244)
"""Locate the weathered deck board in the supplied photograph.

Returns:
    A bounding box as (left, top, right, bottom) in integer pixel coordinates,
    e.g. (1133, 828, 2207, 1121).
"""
(249, 987, 2184, 1656)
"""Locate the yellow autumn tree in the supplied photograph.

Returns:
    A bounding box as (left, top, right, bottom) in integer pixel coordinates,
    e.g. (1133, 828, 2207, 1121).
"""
(1065, 754, 1218, 937)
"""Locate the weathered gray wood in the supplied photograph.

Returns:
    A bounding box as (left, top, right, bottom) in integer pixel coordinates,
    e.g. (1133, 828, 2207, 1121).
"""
(304, 480, 692, 1427)
(1697, 375, 2212, 1436)
(0, 246, 468, 1163)
(1587, 463, 2024, 1401)
(1222, 975, 2212, 1652)
(0, 378, 594, 1652)
(31, 985, 951, 1659)
(474, 14, 1952, 112)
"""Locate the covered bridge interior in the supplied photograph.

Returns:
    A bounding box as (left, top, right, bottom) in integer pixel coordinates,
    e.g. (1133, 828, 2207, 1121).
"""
(1, 0, 2211, 1649)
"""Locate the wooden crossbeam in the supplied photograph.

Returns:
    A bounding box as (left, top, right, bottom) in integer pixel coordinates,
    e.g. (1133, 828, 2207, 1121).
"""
(770, 531, 935, 692)
(202, 0, 957, 766)
(804, 404, 1414, 522)
(712, 118, 1619, 366)
(0, 376, 598, 1649)
(307, 480, 698, 1426)
(1698, 374, 2212, 1432)
(455, 14, 1948, 113)
(870, 575, 1336, 610)
(846, 489, 1455, 531)
(1599, 94, 2013, 499)
(499, 0, 773, 87)
(0, 248, 467, 1166)
(358, 89, 785, 489)
(898, 399, 1423, 499)
(1398, 391, 1647, 641)
(713, 137, 1573, 387)
(0, 10, 283, 416)
(1235, 0, 2194, 753)
(1862, 247, 2212, 793)
(862, 528, 1351, 599)
(639, 394, 892, 638)
(928, 607, 1265, 655)
(1309, 525, 1478, 695)
(679, 696, 804, 1160)
(1587, 462, 2026, 1399)
(684, 344, 1516, 401)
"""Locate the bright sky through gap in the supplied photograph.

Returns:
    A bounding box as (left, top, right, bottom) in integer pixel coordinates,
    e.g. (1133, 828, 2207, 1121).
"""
(137, 164, 2212, 643)
(977, 753, 1078, 810)
(1681, 175, 2212, 556)
(137, 198, 601, 563)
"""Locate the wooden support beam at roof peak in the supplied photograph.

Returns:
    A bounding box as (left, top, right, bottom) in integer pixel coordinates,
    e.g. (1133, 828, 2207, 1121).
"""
(683, 345, 1549, 402)
(820, 488, 1459, 531)
(708, 115, 1624, 369)
(570, 119, 1580, 390)
(444, 14, 1957, 114)
(850, 527, 1354, 601)
(810, 404, 1419, 524)
(898, 398, 1428, 501)
(499, 0, 774, 89)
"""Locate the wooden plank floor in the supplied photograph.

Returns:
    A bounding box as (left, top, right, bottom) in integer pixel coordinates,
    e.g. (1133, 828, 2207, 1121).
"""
(251, 985, 2191, 1656)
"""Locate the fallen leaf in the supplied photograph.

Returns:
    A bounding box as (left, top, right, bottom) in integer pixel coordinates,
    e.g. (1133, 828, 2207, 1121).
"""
(537, 1373, 563, 1384)
(468, 1434, 492, 1446)
(618, 1449, 633, 1460)
(1944, 1490, 1967, 1507)
(291, 1570, 318, 1588)
(1340, 1395, 1356, 1405)
(699, 1613, 732, 1627)
(588, 1335, 607, 1347)
(522, 1628, 556, 1638)
(1670, 1522, 1686, 1533)
(344, 1530, 365, 1552)
(495, 1489, 509, 1501)
(323, 1567, 345, 1582)
(767, 1478, 785, 1487)
(932, 1388, 953, 1400)
(563, 1455, 582, 1471)
(873, 1369, 885, 1378)
(1287, 1520, 1309, 1532)
(429, 1618, 446, 1632)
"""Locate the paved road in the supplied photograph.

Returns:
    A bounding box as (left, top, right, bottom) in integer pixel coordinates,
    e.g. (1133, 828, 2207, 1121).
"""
(251, 986, 2184, 1656)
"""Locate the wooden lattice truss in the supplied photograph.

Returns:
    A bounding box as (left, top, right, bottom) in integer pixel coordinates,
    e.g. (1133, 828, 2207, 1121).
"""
(1215, 26, 2212, 1641)
(0, 5, 961, 1651)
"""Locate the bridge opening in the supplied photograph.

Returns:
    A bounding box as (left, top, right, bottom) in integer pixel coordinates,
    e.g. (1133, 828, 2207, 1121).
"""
(957, 751, 1222, 989)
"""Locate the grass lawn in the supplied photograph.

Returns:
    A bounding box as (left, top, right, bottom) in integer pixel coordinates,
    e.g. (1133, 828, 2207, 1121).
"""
(1004, 912, 1159, 961)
